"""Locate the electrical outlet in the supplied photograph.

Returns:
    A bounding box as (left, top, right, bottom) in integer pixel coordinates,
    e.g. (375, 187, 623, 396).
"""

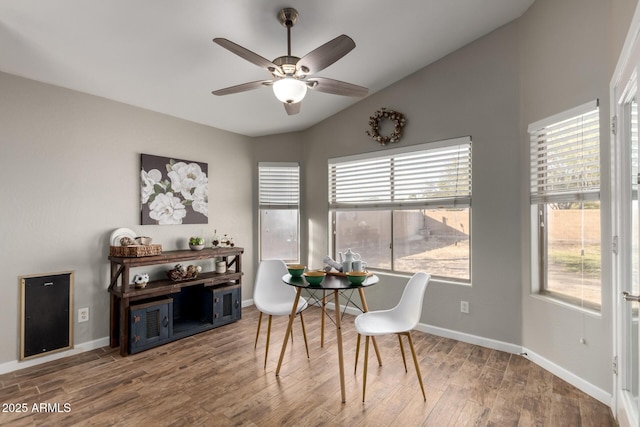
(460, 301, 469, 314)
(78, 307, 89, 323)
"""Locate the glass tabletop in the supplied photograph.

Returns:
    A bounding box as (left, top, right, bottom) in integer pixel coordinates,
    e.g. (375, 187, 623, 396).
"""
(282, 273, 379, 290)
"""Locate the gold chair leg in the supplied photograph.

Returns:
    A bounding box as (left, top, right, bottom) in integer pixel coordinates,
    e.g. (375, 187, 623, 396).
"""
(363, 335, 370, 402)
(264, 315, 272, 369)
(405, 332, 426, 401)
(299, 312, 310, 359)
(398, 334, 408, 372)
(354, 333, 361, 374)
(254, 312, 263, 349)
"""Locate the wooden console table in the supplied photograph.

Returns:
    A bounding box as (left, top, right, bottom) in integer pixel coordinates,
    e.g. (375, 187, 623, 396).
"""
(108, 247, 243, 356)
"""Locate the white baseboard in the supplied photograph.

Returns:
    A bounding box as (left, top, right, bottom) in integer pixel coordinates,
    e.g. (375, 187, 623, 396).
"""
(2, 300, 254, 375)
(7, 301, 611, 411)
(416, 323, 522, 355)
(0, 336, 110, 375)
(522, 348, 613, 407)
(322, 301, 613, 408)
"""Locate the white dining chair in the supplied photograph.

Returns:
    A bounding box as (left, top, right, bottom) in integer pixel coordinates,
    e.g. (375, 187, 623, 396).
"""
(253, 259, 309, 368)
(354, 272, 430, 402)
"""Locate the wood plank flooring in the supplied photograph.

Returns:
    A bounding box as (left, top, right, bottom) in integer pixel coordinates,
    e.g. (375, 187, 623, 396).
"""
(0, 306, 616, 426)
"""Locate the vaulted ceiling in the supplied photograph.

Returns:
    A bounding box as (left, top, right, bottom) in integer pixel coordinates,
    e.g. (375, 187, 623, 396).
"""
(0, 0, 534, 137)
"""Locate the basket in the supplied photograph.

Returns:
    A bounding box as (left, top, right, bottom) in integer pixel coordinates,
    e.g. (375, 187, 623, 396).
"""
(109, 244, 162, 257)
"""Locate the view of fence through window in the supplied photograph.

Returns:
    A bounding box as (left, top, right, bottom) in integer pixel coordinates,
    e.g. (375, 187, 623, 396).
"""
(334, 208, 470, 281)
(529, 101, 601, 308)
(328, 137, 471, 283)
(330, 137, 472, 281)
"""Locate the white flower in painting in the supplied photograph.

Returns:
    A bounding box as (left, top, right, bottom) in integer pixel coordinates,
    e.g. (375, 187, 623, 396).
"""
(148, 192, 187, 224)
(141, 168, 163, 204)
(167, 162, 208, 202)
(191, 184, 208, 217)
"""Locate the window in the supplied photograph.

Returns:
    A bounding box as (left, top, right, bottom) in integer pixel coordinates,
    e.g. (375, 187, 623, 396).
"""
(529, 100, 601, 309)
(329, 137, 471, 282)
(258, 162, 300, 262)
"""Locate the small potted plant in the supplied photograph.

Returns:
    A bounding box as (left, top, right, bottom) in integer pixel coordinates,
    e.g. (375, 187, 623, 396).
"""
(189, 236, 205, 251)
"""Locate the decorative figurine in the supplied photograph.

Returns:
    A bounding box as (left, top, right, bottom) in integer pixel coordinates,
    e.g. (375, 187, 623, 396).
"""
(132, 273, 150, 289)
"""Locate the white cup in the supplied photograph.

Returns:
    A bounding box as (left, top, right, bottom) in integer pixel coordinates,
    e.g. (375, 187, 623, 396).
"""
(352, 260, 367, 272)
(342, 260, 352, 273)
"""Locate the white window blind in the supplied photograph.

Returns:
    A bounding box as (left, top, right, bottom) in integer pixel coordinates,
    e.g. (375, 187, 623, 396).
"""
(529, 100, 600, 204)
(259, 162, 299, 209)
(329, 136, 471, 209)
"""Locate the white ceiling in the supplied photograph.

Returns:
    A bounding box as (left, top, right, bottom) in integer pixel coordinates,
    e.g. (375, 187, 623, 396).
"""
(0, 0, 534, 137)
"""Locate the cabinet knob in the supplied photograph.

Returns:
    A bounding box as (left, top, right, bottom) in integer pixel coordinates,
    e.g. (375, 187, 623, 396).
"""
(163, 316, 169, 327)
(133, 315, 141, 323)
(133, 335, 140, 343)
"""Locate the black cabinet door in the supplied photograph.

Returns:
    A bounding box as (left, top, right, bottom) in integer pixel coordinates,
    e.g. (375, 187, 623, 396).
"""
(129, 299, 173, 354)
(22, 273, 72, 359)
(213, 285, 241, 326)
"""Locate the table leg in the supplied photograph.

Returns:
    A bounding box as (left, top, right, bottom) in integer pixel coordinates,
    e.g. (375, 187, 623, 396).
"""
(320, 290, 326, 347)
(334, 290, 346, 403)
(358, 288, 382, 366)
(276, 287, 302, 376)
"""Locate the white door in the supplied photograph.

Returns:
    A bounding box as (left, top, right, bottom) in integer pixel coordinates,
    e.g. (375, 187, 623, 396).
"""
(613, 15, 640, 425)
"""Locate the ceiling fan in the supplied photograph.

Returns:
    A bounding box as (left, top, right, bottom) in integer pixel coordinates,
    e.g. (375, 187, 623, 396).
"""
(212, 7, 368, 115)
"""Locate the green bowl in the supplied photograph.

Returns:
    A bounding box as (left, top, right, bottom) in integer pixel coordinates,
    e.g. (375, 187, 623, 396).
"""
(287, 264, 306, 277)
(303, 271, 326, 285)
(346, 271, 368, 285)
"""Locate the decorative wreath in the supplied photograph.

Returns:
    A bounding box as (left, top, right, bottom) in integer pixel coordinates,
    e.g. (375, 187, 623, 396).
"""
(366, 108, 407, 146)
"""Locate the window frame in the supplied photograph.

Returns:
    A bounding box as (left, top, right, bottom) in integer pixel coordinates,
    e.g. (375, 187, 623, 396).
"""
(328, 136, 472, 282)
(528, 100, 601, 310)
(258, 162, 300, 263)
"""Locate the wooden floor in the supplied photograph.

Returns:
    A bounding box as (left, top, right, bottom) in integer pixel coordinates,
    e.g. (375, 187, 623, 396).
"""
(0, 306, 616, 426)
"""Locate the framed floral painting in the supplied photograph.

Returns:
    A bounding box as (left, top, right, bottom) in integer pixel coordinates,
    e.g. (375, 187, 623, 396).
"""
(140, 154, 208, 225)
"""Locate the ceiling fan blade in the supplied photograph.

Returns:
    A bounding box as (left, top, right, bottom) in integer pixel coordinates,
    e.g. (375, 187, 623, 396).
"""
(212, 80, 273, 96)
(283, 102, 301, 115)
(213, 38, 282, 73)
(307, 77, 368, 97)
(297, 35, 356, 75)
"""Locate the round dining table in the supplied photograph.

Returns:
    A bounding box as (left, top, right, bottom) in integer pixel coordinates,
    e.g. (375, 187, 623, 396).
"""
(275, 272, 381, 403)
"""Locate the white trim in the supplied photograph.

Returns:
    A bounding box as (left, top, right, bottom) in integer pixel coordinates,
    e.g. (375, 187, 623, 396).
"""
(328, 135, 471, 164)
(6, 300, 612, 412)
(320, 301, 612, 408)
(416, 323, 521, 354)
(610, 1, 640, 421)
(527, 99, 598, 133)
(1, 299, 256, 375)
(523, 348, 613, 407)
(257, 161, 299, 168)
(0, 336, 109, 375)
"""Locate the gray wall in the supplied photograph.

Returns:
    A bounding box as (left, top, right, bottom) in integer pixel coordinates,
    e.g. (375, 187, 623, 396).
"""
(519, 0, 634, 393)
(0, 72, 254, 365)
(297, 21, 523, 344)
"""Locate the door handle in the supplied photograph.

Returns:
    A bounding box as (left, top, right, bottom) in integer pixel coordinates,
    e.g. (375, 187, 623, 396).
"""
(623, 291, 640, 302)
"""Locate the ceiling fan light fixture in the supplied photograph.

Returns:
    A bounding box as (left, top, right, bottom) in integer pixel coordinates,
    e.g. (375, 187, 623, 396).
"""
(273, 77, 307, 104)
